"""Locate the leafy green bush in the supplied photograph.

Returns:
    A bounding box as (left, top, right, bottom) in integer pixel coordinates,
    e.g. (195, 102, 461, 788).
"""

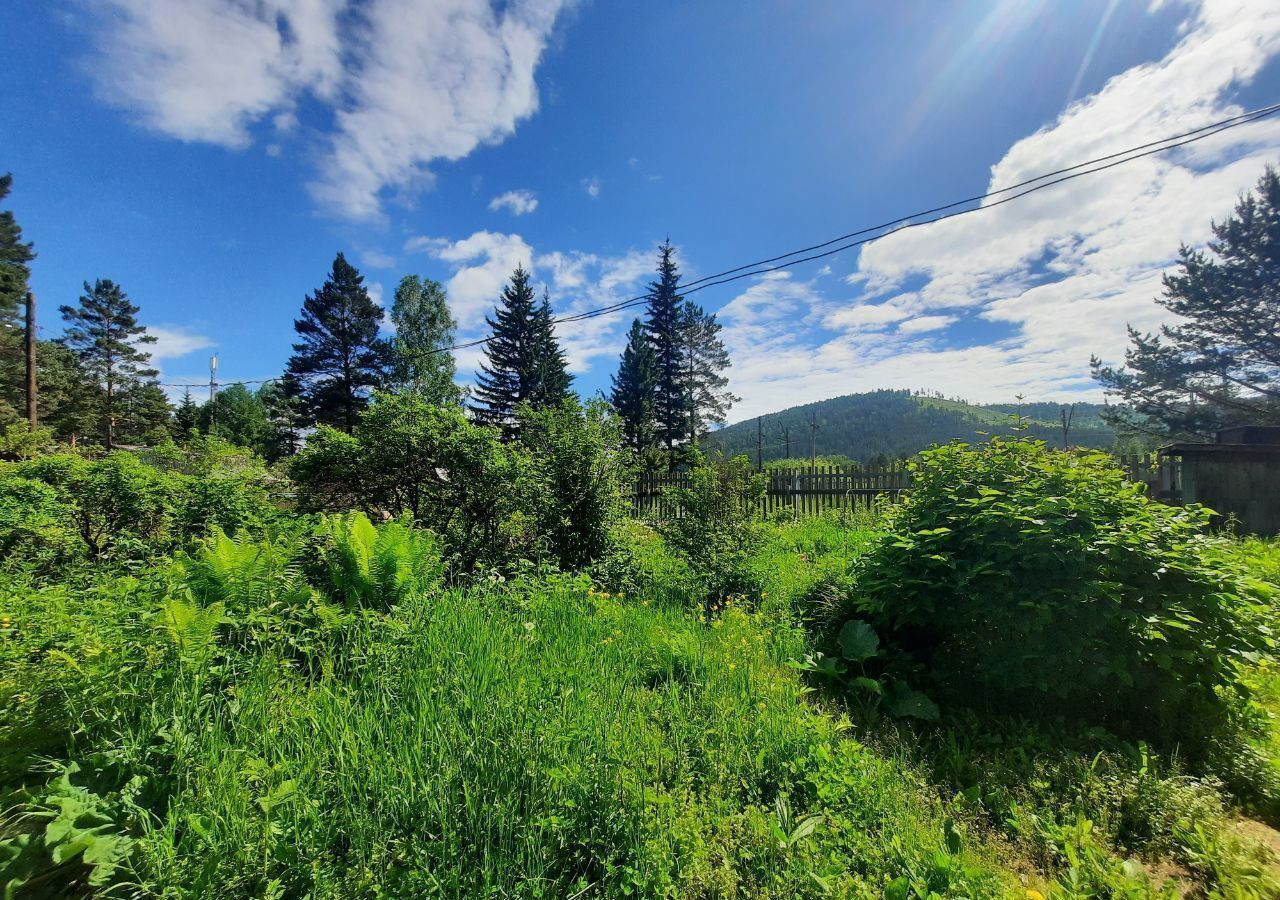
(171, 469, 276, 541)
(0, 475, 80, 570)
(292, 393, 633, 574)
(853, 436, 1272, 739)
(660, 453, 766, 606)
(0, 421, 54, 461)
(519, 399, 631, 570)
(0, 450, 279, 570)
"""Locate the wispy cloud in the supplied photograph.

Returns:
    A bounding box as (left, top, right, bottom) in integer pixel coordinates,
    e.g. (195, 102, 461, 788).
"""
(84, 0, 573, 220)
(581, 175, 601, 198)
(146, 324, 215, 361)
(488, 189, 539, 215)
(360, 249, 396, 269)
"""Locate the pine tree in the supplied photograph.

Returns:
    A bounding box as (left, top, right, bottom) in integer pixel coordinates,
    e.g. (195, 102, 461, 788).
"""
(59, 278, 158, 447)
(286, 252, 391, 432)
(645, 241, 689, 462)
(0, 174, 33, 326)
(680, 301, 737, 441)
(0, 174, 36, 423)
(611, 317, 657, 451)
(1092, 164, 1280, 439)
(471, 265, 573, 435)
(390, 274, 460, 404)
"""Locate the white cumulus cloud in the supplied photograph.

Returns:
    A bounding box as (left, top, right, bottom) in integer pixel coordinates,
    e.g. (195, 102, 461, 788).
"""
(84, 0, 573, 220)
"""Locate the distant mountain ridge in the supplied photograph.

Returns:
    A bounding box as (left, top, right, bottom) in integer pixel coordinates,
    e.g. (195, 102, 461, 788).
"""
(702, 390, 1113, 464)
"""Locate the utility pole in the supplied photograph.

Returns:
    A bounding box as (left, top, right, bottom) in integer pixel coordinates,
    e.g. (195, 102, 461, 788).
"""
(755, 416, 763, 470)
(784, 426, 791, 460)
(24, 291, 36, 428)
(809, 413, 818, 471)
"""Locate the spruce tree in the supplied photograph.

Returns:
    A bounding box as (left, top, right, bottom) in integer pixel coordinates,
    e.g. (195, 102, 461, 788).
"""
(471, 265, 573, 435)
(611, 317, 657, 452)
(680, 301, 737, 440)
(531, 289, 573, 404)
(390, 274, 459, 404)
(59, 278, 158, 447)
(1092, 164, 1280, 438)
(644, 241, 689, 462)
(286, 252, 391, 432)
(174, 388, 200, 438)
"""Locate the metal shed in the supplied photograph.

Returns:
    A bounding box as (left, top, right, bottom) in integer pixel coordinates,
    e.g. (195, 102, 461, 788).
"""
(1162, 426, 1280, 536)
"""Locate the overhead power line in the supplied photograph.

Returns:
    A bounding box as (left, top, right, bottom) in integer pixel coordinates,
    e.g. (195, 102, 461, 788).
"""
(152, 99, 1280, 387)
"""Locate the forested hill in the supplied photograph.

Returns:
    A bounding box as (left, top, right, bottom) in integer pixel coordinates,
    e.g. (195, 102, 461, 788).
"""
(702, 390, 1114, 464)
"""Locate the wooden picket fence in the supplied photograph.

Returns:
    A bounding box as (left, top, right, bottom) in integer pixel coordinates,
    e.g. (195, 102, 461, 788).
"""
(632, 454, 1178, 521)
(632, 464, 911, 520)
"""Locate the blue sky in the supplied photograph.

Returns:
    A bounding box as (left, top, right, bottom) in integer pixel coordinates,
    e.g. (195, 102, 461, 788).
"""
(3, 0, 1279, 421)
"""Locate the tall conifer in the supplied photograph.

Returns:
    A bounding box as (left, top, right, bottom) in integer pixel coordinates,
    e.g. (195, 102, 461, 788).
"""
(472, 266, 572, 435)
(59, 278, 158, 447)
(286, 252, 391, 432)
(611, 317, 657, 451)
(645, 241, 687, 460)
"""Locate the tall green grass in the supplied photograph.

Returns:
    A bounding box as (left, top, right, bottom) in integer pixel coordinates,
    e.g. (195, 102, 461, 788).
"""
(2, 532, 1012, 897)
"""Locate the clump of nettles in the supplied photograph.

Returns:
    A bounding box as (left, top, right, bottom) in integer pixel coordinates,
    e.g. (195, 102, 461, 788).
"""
(853, 435, 1273, 745)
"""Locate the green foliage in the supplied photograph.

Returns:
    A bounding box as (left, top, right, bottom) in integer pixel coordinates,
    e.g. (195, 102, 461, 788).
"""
(389, 274, 459, 403)
(660, 453, 767, 605)
(291, 394, 532, 571)
(0, 421, 53, 461)
(313, 511, 442, 610)
(0, 475, 79, 569)
(519, 398, 631, 570)
(591, 519, 696, 607)
(293, 393, 631, 574)
(854, 436, 1273, 739)
(58, 278, 162, 447)
(198, 382, 271, 451)
(0, 448, 276, 569)
(0, 764, 137, 896)
(610, 317, 657, 453)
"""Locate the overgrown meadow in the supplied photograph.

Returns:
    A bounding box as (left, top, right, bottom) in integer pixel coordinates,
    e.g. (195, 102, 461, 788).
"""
(1, 400, 1279, 898)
